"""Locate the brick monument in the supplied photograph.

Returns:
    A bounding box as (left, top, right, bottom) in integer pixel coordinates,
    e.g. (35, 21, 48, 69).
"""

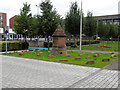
(52, 25, 67, 55)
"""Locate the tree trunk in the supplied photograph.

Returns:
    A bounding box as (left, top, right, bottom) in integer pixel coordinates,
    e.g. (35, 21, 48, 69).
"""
(38, 36, 39, 47)
(30, 37, 32, 41)
(69, 35, 71, 41)
(89, 37, 91, 45)
(47, 36, 50, 50)
(74, 35, 76, 44)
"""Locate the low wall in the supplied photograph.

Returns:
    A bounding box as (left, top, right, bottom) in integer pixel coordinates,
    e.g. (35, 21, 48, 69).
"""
(27, 41, 44, 47)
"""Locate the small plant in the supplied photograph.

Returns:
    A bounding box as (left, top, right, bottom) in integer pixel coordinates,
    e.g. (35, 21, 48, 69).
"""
(9, 52, 13, 54)
(71, 44, 78, 48)
(19, 53, 23, 56)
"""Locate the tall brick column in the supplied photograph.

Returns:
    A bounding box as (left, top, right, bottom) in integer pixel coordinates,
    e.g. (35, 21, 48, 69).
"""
(52, 25, 67, 55)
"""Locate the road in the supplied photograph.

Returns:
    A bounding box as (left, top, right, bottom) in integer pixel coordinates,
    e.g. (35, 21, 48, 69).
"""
(1, 55, 119, 88)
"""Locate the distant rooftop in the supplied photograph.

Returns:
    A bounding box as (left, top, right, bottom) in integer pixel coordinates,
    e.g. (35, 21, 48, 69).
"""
(94, 14, 120, 20)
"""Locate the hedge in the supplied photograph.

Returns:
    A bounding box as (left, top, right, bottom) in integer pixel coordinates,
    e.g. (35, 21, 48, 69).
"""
(2, 41, 29, 51)
(44, 40, 100, 47)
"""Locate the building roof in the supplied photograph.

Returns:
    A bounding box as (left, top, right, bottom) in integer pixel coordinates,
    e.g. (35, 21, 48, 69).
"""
(9, 15, 18, 20)
(94, 14, 120, 20)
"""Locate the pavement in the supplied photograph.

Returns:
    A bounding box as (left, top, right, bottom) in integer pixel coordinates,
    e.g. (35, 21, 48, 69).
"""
(1, 55, 119, 88)
(104, 59, 120, 71)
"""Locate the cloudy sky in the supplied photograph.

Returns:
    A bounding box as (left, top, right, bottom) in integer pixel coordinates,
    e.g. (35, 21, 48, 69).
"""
(0, 0, 119, 25)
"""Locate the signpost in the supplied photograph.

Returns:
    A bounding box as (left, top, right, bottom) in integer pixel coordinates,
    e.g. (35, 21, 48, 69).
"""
(3, 26, 9, 52)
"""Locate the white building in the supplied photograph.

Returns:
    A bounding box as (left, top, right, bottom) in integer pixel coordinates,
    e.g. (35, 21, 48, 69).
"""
(118, 1, 120, 14)
(0, 27, 15, 34)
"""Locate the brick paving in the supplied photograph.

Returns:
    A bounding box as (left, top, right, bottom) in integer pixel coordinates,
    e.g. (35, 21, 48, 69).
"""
(1, 55, 119, 88)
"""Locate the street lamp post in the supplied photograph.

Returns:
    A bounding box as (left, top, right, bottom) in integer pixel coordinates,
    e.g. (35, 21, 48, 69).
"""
(36, 5, 40, 15)
(80, 0, 82, 50)
(35, 4, 40, 46)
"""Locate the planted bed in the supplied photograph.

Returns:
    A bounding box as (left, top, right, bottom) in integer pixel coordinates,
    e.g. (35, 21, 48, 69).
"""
(2, 49, 119, 68)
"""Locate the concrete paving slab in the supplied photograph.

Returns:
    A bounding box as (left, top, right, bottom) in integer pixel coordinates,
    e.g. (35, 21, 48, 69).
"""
(1, 55, 119, 88)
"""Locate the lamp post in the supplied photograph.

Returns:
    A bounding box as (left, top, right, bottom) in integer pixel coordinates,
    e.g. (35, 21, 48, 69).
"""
(35, 4, 40, 15)
(35, 4, 41, 46)
(80, 0, 82, 50)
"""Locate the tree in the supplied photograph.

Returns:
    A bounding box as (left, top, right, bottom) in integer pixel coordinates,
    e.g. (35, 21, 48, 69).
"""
(97, 20, 110, 44)
(40, 0, 62, 50)
(104, 22, 110, 38)
(118, 26, 120, 41)
(65, 2, 81, 43)
(28, 15, 44, 44)
(14, 2, 32, 40)
(107, 24, 119, 41)
(84, 11, 96, 44)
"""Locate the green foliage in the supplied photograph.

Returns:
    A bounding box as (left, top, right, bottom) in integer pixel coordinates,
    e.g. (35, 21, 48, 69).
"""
(118, 26, 120, 36)
(40, 0, 62, 50)
(65, 2, 81, 36)
(44, 41, 53, 47)
(28, 15, 44, 37)
(104, 22, 110, 38)
(44, 40, 100, 47)
(13, 3, 32, 37)
(97, 20, 119, 38)
(0, 25, 2, 28)
(109, 24, 119, 38)
(72, 44, 78, 48)
(97, 21, 110, 38)
(2, 41, 29, 51)
(84, 11, 96, 37)
(76, 40, 100, 45)
(40, 1, 62, 36)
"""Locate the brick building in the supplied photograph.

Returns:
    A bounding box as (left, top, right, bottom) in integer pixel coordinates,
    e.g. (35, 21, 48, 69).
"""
(0, 12, 7, 27)
(9, 15, 17, 29)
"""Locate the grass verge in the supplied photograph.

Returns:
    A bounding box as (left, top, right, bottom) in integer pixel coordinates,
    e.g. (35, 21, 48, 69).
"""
(67, 41, 120, 52)
(2, 50, 119, 68)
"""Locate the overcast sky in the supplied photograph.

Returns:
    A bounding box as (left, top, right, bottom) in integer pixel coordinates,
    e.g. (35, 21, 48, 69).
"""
(0, 0, 119, 26)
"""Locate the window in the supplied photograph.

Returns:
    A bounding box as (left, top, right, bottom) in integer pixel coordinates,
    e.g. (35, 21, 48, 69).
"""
(0, 16, 3, 27)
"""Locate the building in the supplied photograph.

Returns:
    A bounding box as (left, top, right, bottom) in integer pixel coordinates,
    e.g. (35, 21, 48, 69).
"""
(94, 14, 120, 26)
(94, 1, 120, 26)
(9, 15, 17, 29)
(0, 13, 17, 40)
(118, 1, 120, 14)
(0, 12, 7, 27)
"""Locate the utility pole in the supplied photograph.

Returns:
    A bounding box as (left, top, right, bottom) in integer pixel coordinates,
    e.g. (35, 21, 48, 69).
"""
(35, 4, 40, 46)
(36, 4, 40, 15)
(80, 0, 82, 50)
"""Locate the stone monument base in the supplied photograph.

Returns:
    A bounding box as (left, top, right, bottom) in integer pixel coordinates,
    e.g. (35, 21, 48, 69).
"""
(52, 47, 67, 55)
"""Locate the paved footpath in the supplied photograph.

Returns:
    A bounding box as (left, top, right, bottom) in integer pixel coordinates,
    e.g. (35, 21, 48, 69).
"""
(1, 55, 119, 88)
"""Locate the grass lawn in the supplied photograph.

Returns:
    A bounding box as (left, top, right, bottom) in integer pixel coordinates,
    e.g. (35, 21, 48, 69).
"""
(2, 50, 119, 68)
(67, 41, 120, 52)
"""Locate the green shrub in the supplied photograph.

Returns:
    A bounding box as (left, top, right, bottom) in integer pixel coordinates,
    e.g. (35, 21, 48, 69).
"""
(44, 41, 53, 47)
(66, 41, 74, 46)
(2, 41, 29, 51)
(71, 44, 78, 48)
(44, 40, 100, 47)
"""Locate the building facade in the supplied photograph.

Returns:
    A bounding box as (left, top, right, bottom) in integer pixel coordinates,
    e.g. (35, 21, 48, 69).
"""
(9, 15, 17, 29)
(0, 12, 7, 27)
(118, 1, 120, 14)
(94, 14, 120, 26)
